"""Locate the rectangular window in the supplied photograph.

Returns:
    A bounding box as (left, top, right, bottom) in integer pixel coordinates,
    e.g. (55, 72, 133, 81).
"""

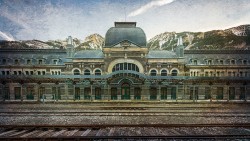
(221, 71, 224, 76)
(14, 71, 17, 75)
(233, 72, 236, 77)
(25, 71, 29, 75)
(205, 87, 211, 99)
(2, 71, 5, 75)
(217, 87, 223, 100)
(14, 87, 21, 100)
(217, 72, 220, 77)
(18, 71, 22, 75)
(229, 87, 235, 100)
(6, 71, 9, 75)
(26, 87, 34, 100)
(42, 71, 45, 75)
(30, 71, 33, 75)
(220, 60, 223, 65)
(243, 60, 247, 65)
(240, 72, 243, 77)
(240, 87, 245, 100)
(205, 72, 208, 76)
(38, 71, 41, 75)
(124, 63, 127, 70)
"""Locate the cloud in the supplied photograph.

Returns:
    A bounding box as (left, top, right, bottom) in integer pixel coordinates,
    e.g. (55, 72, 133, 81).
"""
(128, 0, 175, 17)
(0, 31, 15, 41)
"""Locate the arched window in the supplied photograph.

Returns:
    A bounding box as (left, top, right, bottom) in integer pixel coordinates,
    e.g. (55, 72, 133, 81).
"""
(95, 69, 101, 75)
(161, 70, 167, 76)
(73, 69, 80, 75)
(150, 70, 157, 76)
(171, 70, 178, 76)
(112, 63, 139, 72)
(84, 69, 91, 75)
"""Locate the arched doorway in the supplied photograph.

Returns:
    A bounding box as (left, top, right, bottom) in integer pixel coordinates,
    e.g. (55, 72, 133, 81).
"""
(121, 83, 130, 100)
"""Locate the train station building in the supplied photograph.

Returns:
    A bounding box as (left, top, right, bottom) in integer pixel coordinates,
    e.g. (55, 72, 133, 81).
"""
(0, 22, 250, 101)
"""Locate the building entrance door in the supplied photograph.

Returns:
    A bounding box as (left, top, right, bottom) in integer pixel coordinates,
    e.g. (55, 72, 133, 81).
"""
(121, 83, 130, 100)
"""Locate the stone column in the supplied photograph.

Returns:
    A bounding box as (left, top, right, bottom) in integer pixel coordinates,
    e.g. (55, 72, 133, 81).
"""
(224, 85, 229, 100)
(9, 83, 14, 100)
(20, 84, 23, 101)
(141, 85, 149, 100)
(73, 84, 75, 101)
(107, 85, 110, 100)
(235, 87, 240, 100)
(167, 87, 172, 100)
(64, 83, 68, 100)
(130, 87, 134, 100)
(34, 84, 38, 101)
(157, 86, 161, 100)
(117, 88, 121, 100)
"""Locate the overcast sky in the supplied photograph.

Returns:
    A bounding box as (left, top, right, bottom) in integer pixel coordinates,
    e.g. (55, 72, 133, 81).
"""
(0, 0, 250, 41)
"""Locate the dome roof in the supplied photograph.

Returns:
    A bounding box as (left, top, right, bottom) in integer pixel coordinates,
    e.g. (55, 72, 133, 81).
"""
(104, 22, 147, 47)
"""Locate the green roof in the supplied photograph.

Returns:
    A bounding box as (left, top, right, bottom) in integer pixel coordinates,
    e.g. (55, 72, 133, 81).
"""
(104, 26, 147, 47)
(74, 50, 104, 58)
(147, 50, 177, 58)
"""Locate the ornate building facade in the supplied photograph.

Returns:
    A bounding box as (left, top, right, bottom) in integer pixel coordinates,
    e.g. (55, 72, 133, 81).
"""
(0, 22, 250, 101)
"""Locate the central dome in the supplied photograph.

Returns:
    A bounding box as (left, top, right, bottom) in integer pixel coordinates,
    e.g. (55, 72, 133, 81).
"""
(104, 22, 147, 47)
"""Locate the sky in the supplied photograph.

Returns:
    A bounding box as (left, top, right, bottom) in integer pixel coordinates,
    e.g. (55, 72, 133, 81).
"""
(0, 0, 250, 41)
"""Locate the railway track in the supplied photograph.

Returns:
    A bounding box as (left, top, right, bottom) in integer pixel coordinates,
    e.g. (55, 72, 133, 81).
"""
(1, 112, 250, 117)
(0, 124, 250, 140)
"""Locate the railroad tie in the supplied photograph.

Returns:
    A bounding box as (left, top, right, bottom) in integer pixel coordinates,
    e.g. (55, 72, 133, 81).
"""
(244, 128, 250, 133)
(95, 129, 104, 136)
(108, 128, 115, 136)
(20, 130, 40, 138)
(9, 130, 28, 137)
(81, 129, 91, 136)
(170, 129, 181, 135)
(51, 129, 67, 137)
(0, 130, 17, 136)
(67, 129, 79, 136)
(37, 130, 53, 137)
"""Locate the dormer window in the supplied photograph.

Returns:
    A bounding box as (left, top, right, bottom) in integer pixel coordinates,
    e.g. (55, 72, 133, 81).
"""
(231, 60, 235, 65)
(53, 60, 58, 64)
(193, 60, 197, 65)
(14, 59, 19, 65)
(220, 60, 224, 65)
(2, 59, 6, 64)
(38, 59, 43, 64)
(243, 60, 247, 65)
(208, 60, 212, 65)
(27, 59, 31, 65)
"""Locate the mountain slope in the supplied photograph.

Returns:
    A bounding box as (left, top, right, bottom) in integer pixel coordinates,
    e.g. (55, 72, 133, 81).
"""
(147, 25, 250, 50)
(75, 34, 104, 51)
